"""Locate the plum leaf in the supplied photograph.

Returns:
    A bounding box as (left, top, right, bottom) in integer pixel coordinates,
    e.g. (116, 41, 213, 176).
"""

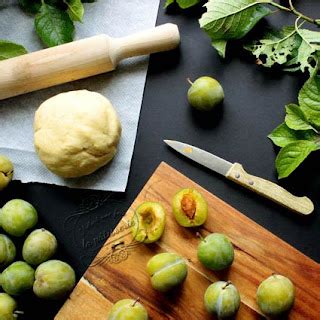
(299, 73, 320, 129)
(0, 40, 28, 60)
(275, 140, 318, 178)
(35, 3, 74, 47)
(268, 123, 317, 148)
(199, 0, 271, 58)
(285, 104, 315, 131)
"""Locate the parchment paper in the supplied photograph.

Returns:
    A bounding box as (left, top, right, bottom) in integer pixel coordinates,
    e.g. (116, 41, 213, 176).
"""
(0, 0, 160, 191)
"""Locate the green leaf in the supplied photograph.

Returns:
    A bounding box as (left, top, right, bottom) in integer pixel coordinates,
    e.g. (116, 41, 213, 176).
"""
(245, 24, 320, 73)
(285, 27, 320, 73)
(0, 40, 28, 60)
(65, 0, 84, 22)
(212, 40, 227, 58)
(244, 26, 301, 68)
(18, 0, 41, 13)
(285, 103, 315, 131)
(199, 0, 271, 56)
(164, 0, 175, 8)
(299, 74, 320, 129)
(275, 140, 318, 178)
(268, 123, 317, 148)
(35, 4, 74, 47)
(165, 0, 200, 9)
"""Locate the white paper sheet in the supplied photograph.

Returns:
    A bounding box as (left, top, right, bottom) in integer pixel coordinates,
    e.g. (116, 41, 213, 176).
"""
(0, 0, 160, 191)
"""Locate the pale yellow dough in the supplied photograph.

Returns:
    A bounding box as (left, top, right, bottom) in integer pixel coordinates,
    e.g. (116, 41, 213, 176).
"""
(34, 90, 122, 178)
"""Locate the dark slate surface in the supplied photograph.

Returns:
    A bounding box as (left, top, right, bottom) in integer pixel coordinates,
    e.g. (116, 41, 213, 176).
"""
(1, 1, 319, 318)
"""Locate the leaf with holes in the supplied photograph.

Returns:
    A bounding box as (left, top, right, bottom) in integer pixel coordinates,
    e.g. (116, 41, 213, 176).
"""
(0, 40, 28, 60)
(199, 0, 271, 57)
(285, 104, 315, 131)
(35, 3, 74, 47)
(285, 28, 320, 73)
(245, 24, 320, 73)
(244, 26, 301, 68)
(299, 73, 320, 129)
(275, 140, 318, 178)
(268, 123, 317, 148)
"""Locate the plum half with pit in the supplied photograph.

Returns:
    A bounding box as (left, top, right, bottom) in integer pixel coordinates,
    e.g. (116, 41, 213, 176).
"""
(0, 155, 13, 191)
(107, 299, 149, 320)
(204, 281, 240, 319)
(0, 234, 16, 269)
(33, 260, 76, 299)
(0, 199, 38, 237)
(0, 261, 35, 295)
(172, 188, 208, 227)
(131, 202, 166, 243)
(23, 228, 58, 265)
(0, 293, 18, 320)
(197, 233, 234, 271)
(147, 252, 187, 292)
(257, 274, 295, 317)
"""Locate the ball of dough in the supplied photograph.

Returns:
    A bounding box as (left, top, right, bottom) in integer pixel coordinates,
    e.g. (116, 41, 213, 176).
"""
(34, 90, 121, 178)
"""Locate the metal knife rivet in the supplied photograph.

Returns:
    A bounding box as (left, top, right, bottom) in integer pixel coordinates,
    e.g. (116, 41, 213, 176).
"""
(249, 181, 254, 186)
(235, 173, 240, 179)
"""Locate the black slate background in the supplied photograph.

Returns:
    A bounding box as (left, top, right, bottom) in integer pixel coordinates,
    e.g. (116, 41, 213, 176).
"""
(1, 1, 320, 319)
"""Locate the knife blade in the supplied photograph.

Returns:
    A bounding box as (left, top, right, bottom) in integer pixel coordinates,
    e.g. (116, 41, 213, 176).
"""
(164, 140, 314, 215)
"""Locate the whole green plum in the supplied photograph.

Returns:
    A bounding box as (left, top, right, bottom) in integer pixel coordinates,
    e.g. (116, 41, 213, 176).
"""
(0, 199, 38, 237)
(33, 260, 76, 299)
(0, 234, 16, 269)
(0, 293, 18, 320)
(0, 261, 35, 295)
(107, 299, 149, 320)
(147, 252, 187, 292)
(204, 281, 240, 319)
(197, 233, 234, 271)
(257, 274, 295, 317)
(23, 228, 58, 265)
(0, 155, 14, 191)
(187, 76, 224, 112)
(172, 188, 208, 227)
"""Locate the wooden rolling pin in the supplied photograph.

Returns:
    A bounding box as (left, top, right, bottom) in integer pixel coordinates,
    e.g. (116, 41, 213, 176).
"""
(0, 23, 180, 100)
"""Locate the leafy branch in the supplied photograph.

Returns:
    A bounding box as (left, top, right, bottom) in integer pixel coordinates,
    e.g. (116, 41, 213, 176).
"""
(268, 0, 319, 26)
(165, 0, 320, 178)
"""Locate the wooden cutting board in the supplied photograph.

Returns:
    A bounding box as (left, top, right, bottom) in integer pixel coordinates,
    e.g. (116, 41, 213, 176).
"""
(56, 162, 319, 319)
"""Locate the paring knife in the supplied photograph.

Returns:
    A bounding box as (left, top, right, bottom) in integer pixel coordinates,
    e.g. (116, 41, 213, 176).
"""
(164, 140, 314, 215)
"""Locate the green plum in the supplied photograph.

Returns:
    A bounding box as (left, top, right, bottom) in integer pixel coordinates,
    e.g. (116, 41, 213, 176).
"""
(187, 76, 224, 112)
(22, 228, 58, 265)
(0, 155, 14, 191)
(0, 234, 16, 269)
(257, 274, 295, 317)
(33, 260, 76, 299)
(131, 202, 166, 243)
(172, 188, 208, 227)
(0, 199, 38, 237)
(147, 252, 187, 292)
(0, 261, 35, 295)
(107, 299, 149, 320)
(0, 293, 18, 320)
(204, 281, 240, 319)
(197, 233, 234, 271)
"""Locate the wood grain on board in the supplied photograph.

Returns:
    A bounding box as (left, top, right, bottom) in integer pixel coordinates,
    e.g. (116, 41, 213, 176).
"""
(56, 162, 320, 319)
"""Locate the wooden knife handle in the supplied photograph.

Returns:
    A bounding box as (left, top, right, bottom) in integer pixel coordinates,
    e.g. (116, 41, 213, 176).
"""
(0, 23, 180, 100)
(226, 163, 314, 215)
